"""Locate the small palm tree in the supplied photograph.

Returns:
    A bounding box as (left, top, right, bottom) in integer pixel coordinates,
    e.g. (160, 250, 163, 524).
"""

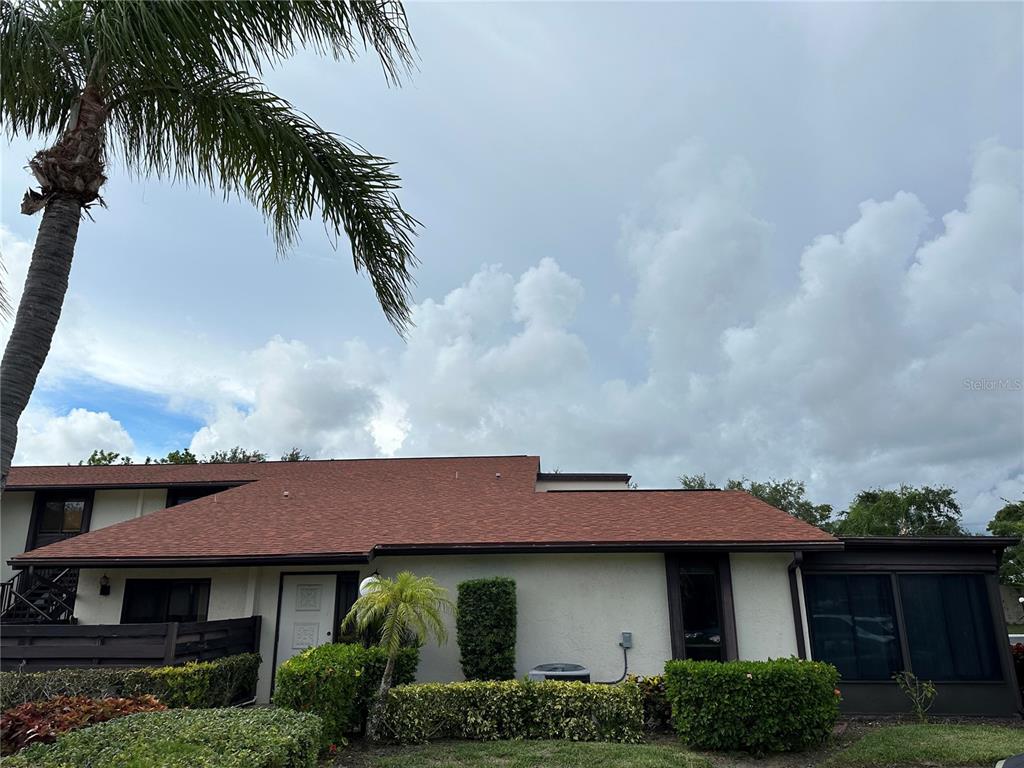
(0, 0, 418, 489)
(343, 571, 452, 740)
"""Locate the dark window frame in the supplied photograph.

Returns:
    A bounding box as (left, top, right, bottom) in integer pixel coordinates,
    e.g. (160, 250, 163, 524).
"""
(26, 489, 94, 550)
(166, 486, 234, 507)
(803, 569, 1005, 685)
(120, 578, 212, 624)
(665, 554, 738, 661)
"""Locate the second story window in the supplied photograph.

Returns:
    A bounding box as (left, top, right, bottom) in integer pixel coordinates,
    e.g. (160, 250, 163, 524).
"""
(30, 490, 93, 548)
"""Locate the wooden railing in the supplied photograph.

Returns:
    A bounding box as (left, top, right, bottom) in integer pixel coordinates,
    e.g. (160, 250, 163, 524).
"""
(0, 616, 261, 672)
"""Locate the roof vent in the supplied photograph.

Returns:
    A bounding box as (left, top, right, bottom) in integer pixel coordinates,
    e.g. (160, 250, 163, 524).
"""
(283, 490, 290, 498)
(495, 472, 501, 479)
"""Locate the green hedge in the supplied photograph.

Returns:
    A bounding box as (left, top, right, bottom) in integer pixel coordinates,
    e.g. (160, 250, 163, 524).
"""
(664, 658, 840, 754)
(456, 577, 517, 680)
(0, 653, 259, 711)
(378, 680, 643, 744)
(2, 708, 321, 768)
(272, 643, 419, 750)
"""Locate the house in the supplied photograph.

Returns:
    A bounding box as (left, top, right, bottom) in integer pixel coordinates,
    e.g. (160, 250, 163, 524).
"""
(1, 455, 1018, 715)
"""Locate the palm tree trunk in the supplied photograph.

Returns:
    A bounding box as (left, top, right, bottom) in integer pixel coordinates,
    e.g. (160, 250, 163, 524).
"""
(1, 196, 82, 489)
(0, 84, 106, 491)
(366, 651, 397, 742)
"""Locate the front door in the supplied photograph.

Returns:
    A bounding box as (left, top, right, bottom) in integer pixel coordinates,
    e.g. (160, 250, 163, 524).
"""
(276, 574, 338, 670)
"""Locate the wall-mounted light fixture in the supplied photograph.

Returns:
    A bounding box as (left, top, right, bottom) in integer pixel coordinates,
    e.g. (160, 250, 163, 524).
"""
(99, 574, 111, 596)
(358, 571, 381, 596)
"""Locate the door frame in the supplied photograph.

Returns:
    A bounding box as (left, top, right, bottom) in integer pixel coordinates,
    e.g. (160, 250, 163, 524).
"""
(270, 570, 360, 695)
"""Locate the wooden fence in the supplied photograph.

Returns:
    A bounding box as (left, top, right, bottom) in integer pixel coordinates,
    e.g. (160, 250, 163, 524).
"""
(0, 616, 261, 672)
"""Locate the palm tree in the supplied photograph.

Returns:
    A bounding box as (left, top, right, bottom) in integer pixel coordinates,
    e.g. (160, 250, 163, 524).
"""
(342, 571, 452, 740)
(0, 1, 419, 489)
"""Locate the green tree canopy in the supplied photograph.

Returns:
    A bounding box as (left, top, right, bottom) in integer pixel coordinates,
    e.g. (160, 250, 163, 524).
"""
(988, 498, 1024, 585)
(206, 447, 267, 464)
(678, 473, 832, 528)
(79, 449, 132, 466)
(831, 485, 966, 536)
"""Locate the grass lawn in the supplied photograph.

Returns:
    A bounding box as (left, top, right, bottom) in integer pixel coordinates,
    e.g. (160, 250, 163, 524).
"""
(825, 724, 1024, 767)
(328, 740, 712, 768)
(1008, 623, 1024, 633)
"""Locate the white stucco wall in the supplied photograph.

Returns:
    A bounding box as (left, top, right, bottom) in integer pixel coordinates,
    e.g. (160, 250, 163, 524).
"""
(90, 489, 168, 531)
(365, 554, 672, 683)
(729, 553, 799, 660)
(0, 492, 33, 581)
(70, 552, 800, 704)
(75, 567, 256, 625)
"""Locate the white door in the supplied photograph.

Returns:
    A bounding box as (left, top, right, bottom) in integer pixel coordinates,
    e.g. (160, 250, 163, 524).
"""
(276, 574, 337, 670)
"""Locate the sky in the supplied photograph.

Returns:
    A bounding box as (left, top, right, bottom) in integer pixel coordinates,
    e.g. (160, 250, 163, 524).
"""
(1, 2, 1022, 531)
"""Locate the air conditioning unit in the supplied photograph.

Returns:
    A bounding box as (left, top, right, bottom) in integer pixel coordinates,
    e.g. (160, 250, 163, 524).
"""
(528, 663, 590, 682)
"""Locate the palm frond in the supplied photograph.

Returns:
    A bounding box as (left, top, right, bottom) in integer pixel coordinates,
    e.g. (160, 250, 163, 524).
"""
(0, 0, 85, 139)
(93, 1, 413, 85)
(342, 571, 451, 652)
(108, 67, 418, 330)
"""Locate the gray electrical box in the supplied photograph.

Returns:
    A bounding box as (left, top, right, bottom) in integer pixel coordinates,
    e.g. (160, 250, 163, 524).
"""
(620, 631, 633, 649)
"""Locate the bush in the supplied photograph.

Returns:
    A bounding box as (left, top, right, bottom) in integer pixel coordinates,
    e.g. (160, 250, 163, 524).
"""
(457, 577, 517, 680)
(356, 644, 420, 724)
(378, 679, 643, 744)
(664, 658, 840, 754)
(0, 653, 260, 711)
(2, 708, 321, 768)
(1, 695, 166, 754)
(273, 643, 419, 750)
(628, 675, 672, 732)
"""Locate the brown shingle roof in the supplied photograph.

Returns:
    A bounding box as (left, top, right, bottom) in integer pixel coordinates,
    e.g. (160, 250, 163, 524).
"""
(7, 456, 837, 565)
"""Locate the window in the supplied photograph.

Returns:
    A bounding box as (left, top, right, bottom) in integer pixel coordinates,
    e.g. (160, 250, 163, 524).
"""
(804, 574, 902, 681)
(679, 565, 724, 661)
(39, 498, 85, 533)
(30, 491, 92, 548)
(899, 574, 1000, 681)
(121, 579, 211, 623)
(167, 486, 230, 507)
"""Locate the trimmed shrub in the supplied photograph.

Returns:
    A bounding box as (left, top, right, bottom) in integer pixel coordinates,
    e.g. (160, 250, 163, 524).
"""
(356, 644, 420, 724)
(628, 675, 672, 732)
(0, 653, 259, 711)
(273, 643, 419, 750)
(378, 679, 643, 744)
(664, 658, 840, 754)
(1, 695, 166, 754)
(457, 577, 517, 680)
(2, 708, 321, 768)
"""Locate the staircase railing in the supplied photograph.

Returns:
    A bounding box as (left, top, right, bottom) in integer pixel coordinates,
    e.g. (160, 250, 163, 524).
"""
(0, 568, 78, 623)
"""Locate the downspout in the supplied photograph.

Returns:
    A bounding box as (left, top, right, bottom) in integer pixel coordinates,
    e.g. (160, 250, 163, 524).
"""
(788, 552, 807, 660)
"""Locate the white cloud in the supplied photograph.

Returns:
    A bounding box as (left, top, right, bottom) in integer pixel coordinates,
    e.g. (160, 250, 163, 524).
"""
(15, 407, 134, 466)
(4, 142, 1021, 531)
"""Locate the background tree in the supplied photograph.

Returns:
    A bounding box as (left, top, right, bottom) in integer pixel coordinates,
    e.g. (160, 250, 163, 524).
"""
(988, 498, 1024, 585)
(678, 473, 833, 528)
(79, 449, 132, 466)
(281, 448, 311, 462)
(831, 485, 966, 536)
(206, 447, 267, 464)
(0, 0, 418, 490)
(342, 571, 451, 741)
(144, 449, 198, 465)
(679, 473, 716, 490)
